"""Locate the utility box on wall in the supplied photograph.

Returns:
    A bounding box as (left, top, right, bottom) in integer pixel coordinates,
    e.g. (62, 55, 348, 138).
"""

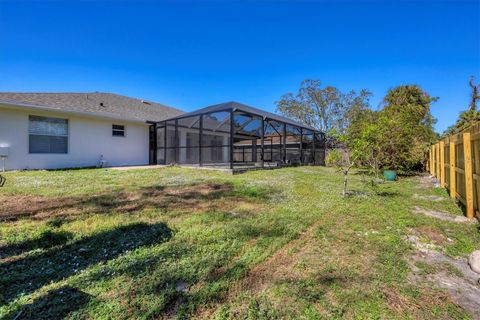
(0, 147, 8, 157)
(0, 147, 8, 172)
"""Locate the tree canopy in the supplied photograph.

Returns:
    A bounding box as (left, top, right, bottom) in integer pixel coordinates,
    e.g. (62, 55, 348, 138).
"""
(443, 77, 480, 136)
(277, 81, 438, 174)
(372, 85, 437, 172)
(343, 85, 438, 173)
(275, 79, 371, 134)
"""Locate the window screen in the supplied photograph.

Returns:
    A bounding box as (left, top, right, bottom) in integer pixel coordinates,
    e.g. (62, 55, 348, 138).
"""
(29, 116, 68, 154)
(112, 124, 125, 137)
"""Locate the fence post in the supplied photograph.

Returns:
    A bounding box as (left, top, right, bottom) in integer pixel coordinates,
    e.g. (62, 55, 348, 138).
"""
(430, 144, 434, 176)
(439, 140, 445, 187)
(428, 146, 433, 175)
(428, 146, 433, 174)
(436, 142, 441, 179)
(463, 132, 474, 219)
(431, 145, 435, 175)
(449, 142, 456, 199)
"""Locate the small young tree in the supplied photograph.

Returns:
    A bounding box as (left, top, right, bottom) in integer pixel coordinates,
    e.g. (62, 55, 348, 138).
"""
(346, 105, 383, 178)
(325, 127, 375, 196)
(326, 148, 357, 197)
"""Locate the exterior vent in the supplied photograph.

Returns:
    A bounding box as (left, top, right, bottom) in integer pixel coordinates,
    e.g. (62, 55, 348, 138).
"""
(100, 102, 105, 107)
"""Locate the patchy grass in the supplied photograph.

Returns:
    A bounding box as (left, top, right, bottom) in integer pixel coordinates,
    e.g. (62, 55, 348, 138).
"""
(0, 166, 479, 319)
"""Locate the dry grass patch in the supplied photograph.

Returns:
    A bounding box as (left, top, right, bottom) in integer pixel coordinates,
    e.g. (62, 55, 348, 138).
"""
(0, 183, 247, 222)
(410, 226, 449, 246)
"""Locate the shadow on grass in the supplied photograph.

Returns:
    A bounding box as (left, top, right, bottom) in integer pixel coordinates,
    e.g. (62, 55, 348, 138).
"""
(3, 286, 92, 320)
(0, 222, 172, 305)
(375, 191, 400, 197)
(0, 230, 73, 259)
(65, 222, 287, 318)
(0, 181, 277, 317)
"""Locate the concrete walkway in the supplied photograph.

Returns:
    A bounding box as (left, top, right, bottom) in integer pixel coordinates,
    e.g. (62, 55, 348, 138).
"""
(108, 164, 235, 173)
(109, 165, 166, 171)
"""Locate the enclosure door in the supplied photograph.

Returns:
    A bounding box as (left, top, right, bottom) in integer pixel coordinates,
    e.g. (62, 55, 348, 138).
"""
(149, 125, 157, 165)
(233, 137, 258, 163)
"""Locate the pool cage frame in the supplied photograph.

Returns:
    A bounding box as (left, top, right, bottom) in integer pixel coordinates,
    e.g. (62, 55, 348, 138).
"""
(152, 102, 325, 170)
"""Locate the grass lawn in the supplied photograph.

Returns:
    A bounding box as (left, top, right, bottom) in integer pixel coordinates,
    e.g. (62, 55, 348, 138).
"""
(0, 166, 479, 319)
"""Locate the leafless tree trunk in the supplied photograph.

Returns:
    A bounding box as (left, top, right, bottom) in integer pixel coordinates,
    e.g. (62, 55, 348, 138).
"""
(342, 160, 356, 197)
(469, 77, 480, 111)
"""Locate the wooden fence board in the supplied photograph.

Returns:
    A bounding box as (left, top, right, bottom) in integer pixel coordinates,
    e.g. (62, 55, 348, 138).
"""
(440, 141, 445, 187)
(449, 142, 456, 199)
(429, 122, 479, 219)
(463, 132, 474, 218)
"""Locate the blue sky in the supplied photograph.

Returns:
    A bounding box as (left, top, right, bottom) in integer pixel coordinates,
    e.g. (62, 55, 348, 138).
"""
(0, 0, 478, 133)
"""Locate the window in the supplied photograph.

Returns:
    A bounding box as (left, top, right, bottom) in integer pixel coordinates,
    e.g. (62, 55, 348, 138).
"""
(112, 124, 125, 137)
(29, 116, 68, 154)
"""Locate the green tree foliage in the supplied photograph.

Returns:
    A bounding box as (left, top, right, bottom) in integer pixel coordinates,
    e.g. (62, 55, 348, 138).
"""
(275, 79, 371, 134)
(346, 85, 437, 174)
(443, 77, 480, 136)
(279, 81, 437, 175)
(375, 85, 437, 172)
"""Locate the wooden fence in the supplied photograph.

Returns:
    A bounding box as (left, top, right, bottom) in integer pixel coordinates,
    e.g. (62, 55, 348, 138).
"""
(428, 122, 480, 219)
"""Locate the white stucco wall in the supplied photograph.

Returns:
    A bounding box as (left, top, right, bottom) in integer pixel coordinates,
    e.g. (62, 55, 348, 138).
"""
(0, 105, 150, 170)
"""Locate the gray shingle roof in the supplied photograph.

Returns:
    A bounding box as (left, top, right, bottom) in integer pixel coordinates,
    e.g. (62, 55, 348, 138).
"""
(165, 101, 317, 131)
(0, 92, 184, 122)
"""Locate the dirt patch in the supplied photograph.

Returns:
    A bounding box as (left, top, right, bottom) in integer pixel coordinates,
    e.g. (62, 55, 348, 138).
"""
(413, 194, 445, 202)
(236, 221, 323, 294)
(192, 222, 326, 319)
(412, 206, 477, 224)
(0, 183, 250, 222)
(383, 286, 461, 317)
(409, 226, 449, 246)
(406, 234, 480, 318)
(382, 287, 419, 313)
(0, 195, 80, 221)
(417, 175, 441, 189)
(194, 219, 377, 319)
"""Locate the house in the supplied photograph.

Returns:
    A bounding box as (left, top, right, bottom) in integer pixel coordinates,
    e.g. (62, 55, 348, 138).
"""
(0, 93, 325, 171)
(0, 92, 183, 170)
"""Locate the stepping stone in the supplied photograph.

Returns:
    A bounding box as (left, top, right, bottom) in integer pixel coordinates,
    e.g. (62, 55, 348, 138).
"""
(413, 194, 445, 202)
(412, 206, 477, 224)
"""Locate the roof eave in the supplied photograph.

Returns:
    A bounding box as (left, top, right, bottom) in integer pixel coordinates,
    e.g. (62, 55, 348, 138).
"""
(0, 99, 151, 124)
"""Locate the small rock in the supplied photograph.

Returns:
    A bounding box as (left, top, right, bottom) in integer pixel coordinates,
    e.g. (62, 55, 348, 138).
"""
(175, 281, 188, 292)
(468, 250, 480, 274)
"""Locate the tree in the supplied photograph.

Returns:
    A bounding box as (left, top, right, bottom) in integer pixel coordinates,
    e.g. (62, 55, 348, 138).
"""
(275, 80, 371, 134)
(353, 119, 384, 178)
(375, 85, 438, 172)
(443, 77, 480, 136)
(468, 76, 480, 111)
(326, 124, 382, 196)
(326, 148, 357, 197)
